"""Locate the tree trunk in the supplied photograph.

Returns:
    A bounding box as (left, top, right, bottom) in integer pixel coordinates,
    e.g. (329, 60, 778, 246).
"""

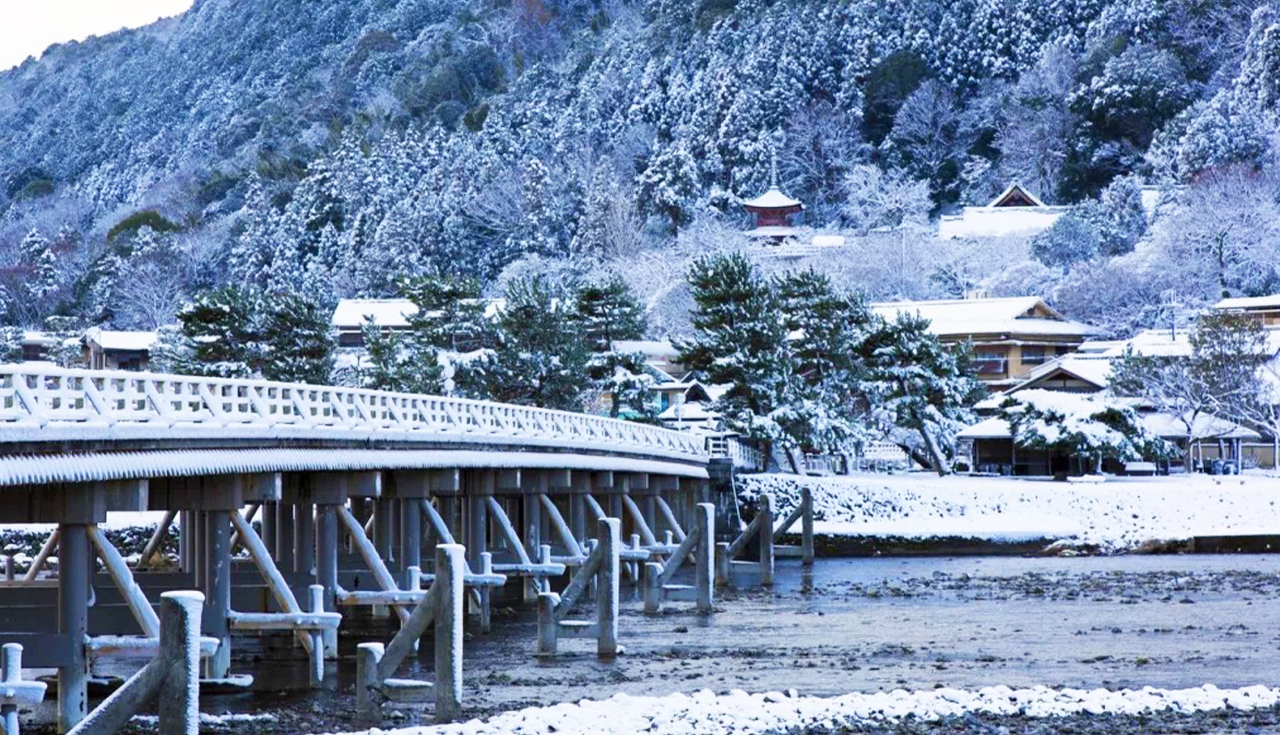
(920, 427, 951, 476)
(1183, 435, 1195, 473)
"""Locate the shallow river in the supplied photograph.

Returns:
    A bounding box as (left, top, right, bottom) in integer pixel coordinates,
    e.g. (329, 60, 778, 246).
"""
(37, 554, 1280, 733)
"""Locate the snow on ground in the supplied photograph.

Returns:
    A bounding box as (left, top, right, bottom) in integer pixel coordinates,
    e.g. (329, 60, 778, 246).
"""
(328, 684, 1280, 735)
(739, 471, 1280, 552)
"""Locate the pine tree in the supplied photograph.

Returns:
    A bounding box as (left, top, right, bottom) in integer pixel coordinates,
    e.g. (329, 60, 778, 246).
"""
(148, 324, 196, 376)
(0, 326, 23, 364)
(361, 323, 444, 395)
(176, 286, 261, 378)
(480, 277, 590, 410)
(575, 277, 652, 417)
(41, 316, 86, 368)
(574, 276, 646, 351)
(259, 292, 336, 385)
(773, 269, 876, 451)
(862, 313, 984, 475)
(396, 271, 494, 396)
(677, 253, 792, 441)
(998, 390, 1171, 475)
(20, 229, 59, 302)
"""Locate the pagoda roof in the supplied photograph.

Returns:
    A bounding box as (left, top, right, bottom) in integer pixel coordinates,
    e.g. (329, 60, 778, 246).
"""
(742, 186, 803, 210)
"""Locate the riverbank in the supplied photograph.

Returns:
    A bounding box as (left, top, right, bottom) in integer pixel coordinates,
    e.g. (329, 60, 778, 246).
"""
(327, 685, 1280, 735)
(58, 554, 1280, 735)
(738, 472, 1280, 554)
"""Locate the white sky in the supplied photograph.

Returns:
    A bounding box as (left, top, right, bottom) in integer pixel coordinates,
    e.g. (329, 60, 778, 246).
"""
(0, 1, 194, 72)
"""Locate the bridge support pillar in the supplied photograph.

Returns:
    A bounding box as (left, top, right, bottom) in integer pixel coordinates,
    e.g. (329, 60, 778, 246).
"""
(58, 523, 89, 733)
(390, 471, 432, 581)
(150, 474, 244, 679)
(465, 471, 494, 631)
(569, 473, 589, 550)
(276, 501, 295, 572)
(309, 473, 350, 660)
(521, 473, 545, 600)
(372, 496, 395, 619)
(296, 501, 315, 577)
(203, 508, 232, 679)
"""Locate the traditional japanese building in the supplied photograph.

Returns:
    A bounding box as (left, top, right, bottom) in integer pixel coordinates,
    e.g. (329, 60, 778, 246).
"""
(743, 154, 803, 240)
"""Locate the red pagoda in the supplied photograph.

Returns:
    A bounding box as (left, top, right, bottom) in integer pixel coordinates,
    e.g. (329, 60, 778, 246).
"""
(743, 150, 803, 240)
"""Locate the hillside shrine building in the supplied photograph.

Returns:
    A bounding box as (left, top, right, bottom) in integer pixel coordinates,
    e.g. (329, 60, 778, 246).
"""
(743, 158, 804, 241)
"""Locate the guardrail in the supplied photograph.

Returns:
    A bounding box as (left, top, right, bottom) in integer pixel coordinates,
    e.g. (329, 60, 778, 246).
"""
(0, 365, 706, 462)
(706, 435, 765, 471)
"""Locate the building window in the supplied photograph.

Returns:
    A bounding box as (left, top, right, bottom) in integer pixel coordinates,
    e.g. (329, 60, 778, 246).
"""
(338, 332, 365, 348)
(1022, 346, 1048, 365)
(21, 345, 44, 361)
(973, 350, 1007, 376)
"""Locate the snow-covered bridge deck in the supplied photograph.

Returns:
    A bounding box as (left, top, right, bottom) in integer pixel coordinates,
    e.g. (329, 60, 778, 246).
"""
(0, 365, 708, 486)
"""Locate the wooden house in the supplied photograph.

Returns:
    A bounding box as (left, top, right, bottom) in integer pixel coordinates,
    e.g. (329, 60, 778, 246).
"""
(871, 296, 1103, 391)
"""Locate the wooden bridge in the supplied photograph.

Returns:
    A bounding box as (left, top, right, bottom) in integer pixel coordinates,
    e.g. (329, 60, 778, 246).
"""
(0, 364, 746, 732)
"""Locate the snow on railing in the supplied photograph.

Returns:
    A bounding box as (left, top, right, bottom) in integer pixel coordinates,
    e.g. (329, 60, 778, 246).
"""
(0, 365, 706, 462)
(706, 435, 765, 472)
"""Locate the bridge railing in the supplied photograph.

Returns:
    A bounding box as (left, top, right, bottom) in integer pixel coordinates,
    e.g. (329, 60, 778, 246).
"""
(0, 365, 705, 461)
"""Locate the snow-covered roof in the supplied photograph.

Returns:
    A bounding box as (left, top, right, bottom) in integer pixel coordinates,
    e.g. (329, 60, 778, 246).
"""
(870, 297, 1101, 340)
(331, 298, 506, 330)
(1214, 294, 1280, 311)
(1080, 330, 1192, 359)
(742, 186, 803, 210)
(959, 411, 1260, 442)
(658, 401, 718, 421)
(987, 182, 1047, 208)
(21, 331, 57, 347)
(83, 328, 158, 352)
(1137, 411, 1262, 441)
(613, 340, 677, 358)
(332, 299, 418, 329)
(1022, 355, 1114, 390)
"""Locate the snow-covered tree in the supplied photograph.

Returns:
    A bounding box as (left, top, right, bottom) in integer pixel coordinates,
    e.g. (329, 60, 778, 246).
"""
(1112, 310, 1269, 470)
(480, 277, 590, 410)
(862, 312, 984, 475)
(259, 293, 335, 385)
(0, 326, 23, 364)
(998, 390, 1172, 474)
(840, 164, 932, 235)
(677, 253, 794, 443)
(175, 287, 261, 379)
(637, 143, 700, 231)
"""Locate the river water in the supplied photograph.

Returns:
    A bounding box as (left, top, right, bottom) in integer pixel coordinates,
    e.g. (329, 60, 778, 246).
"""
(34, 553, 1280, 733)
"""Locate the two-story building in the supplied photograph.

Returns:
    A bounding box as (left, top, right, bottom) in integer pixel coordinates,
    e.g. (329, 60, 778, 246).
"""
(871, 296, 1103, 391)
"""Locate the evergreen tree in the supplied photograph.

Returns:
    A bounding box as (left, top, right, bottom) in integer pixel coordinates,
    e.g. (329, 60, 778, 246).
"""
(574, 276, 646, 351)
(41, 316, 87, 368)
(148, 324, 196, 376)
(677, 254, 793, 442)
(771, 269, 878, 451)
(361, 322, 444, 395)
(862, 313, 984, 474)
(397, 271, 494, 396)
(176, 286, 261, 378)
(637, 143, 700, 231)
(480, 277, 590, 410)
(575, 277, 652, 418)
(998, 390, 1171, 475)
(259, 292, 336, 385)
(20, 229, 60, 304)
(0, 326, 24, 364)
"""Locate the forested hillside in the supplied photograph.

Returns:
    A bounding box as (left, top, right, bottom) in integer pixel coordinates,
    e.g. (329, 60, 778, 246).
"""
(2, 0, 1278, 336)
